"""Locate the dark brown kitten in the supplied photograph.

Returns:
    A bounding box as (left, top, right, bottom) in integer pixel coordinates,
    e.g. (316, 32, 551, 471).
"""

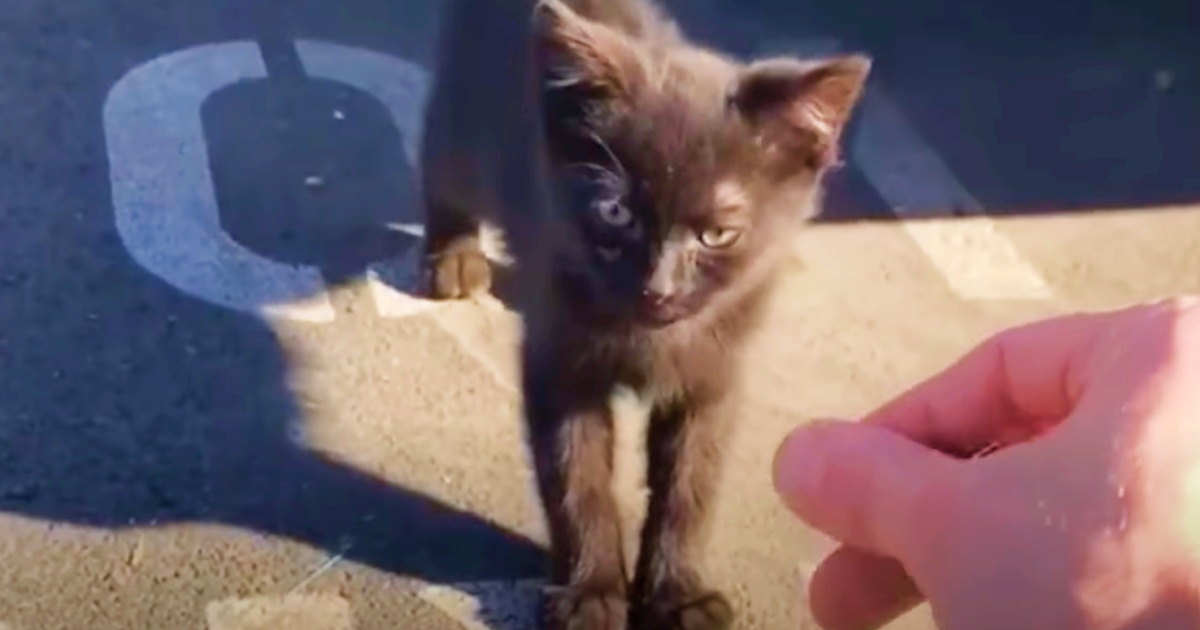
(419, 1, 870, 629)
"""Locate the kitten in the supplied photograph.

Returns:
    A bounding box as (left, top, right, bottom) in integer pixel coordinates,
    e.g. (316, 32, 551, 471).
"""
(418, 1, 871, 629)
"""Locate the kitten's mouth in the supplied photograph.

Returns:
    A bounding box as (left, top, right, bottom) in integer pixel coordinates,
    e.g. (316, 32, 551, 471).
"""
(635, 302, 690, 328)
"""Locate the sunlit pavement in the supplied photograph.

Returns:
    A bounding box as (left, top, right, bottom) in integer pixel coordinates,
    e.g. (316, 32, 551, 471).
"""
(0, 0, 1197, 627)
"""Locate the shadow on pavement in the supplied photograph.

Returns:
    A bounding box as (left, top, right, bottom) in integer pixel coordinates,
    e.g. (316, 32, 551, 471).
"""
(0, 0, 544, 602)
(2, 0, 1198, 620)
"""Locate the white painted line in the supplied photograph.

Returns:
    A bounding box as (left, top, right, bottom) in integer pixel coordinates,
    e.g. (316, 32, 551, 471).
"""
(105, 41, 337, 323)
(205, 594, 352, 630)
(850, 85, 1053, 301)
(417, 579, 544, 630)
(753, 36, 1053, 301)
(365, 223, 441, 318)
(897, 217, 1054, 300)
(364, 245, 440, 318)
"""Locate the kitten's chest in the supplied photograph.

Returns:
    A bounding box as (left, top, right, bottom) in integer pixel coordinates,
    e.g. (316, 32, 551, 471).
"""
(617, 324, 737, 398)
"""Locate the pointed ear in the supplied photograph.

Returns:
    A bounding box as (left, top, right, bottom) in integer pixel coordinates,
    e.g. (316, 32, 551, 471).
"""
(533, 0, 642, 103)
(730, 54, 871, 171)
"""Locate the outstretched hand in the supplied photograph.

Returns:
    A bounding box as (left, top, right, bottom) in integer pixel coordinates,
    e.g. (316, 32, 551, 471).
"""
(773, 296, 1200, 630)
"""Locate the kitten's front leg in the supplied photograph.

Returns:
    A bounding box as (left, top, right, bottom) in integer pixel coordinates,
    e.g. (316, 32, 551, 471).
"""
(630, 392, 736, 630)
(524, 363, 629, 630)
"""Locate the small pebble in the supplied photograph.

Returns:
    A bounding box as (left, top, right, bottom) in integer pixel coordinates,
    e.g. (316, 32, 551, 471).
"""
(333, 110, 345, 120)
(127, 539, 145, 567)
(304, 175, 325, 188)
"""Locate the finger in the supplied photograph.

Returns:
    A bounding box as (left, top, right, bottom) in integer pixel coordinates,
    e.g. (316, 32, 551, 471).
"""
(807, 546, 923, 630)
(795, 300, 1193, 628)
(860, 306, 1130, 455)
(773, 419, 959, 560)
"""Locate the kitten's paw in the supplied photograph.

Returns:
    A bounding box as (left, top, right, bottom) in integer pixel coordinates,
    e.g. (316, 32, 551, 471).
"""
(631, 591, 734, 630)
(425, 237, 491, 299)
(541, 585, 629, 630)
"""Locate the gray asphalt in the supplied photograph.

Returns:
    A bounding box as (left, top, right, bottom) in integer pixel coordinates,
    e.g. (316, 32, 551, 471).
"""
(0, 0, 538, 586)
(0, 0, 1198, 626)
(730, 0, 1200, 217)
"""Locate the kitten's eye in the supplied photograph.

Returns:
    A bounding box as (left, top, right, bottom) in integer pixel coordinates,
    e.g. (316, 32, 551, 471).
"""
(698, 227, 742, 249)
(596, 199, 634, 227)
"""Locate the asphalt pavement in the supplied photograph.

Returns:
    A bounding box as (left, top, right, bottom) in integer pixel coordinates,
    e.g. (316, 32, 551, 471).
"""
(0, 0, 1198, 628)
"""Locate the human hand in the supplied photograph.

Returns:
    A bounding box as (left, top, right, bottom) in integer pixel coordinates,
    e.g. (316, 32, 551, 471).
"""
(773, 296, 1200, 630)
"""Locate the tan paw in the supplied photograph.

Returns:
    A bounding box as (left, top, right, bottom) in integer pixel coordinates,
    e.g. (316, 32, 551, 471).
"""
(631, 591, 733, 630)
(542, 586, 628, 630)
(425, 237, 492, 299)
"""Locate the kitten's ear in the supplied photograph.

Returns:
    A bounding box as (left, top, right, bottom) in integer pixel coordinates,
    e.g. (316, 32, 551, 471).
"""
(731, 54, 871, 171)
(533, 0, 641, 102)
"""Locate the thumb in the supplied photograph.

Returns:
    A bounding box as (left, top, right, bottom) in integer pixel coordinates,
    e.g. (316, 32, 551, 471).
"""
(773, 419, 960, 562)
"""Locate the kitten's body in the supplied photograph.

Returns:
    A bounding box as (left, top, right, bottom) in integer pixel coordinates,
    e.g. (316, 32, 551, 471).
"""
(419, 1, 870, 628)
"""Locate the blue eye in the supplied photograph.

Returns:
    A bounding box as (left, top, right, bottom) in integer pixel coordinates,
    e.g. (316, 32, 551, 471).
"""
(596, 199, 633, 227)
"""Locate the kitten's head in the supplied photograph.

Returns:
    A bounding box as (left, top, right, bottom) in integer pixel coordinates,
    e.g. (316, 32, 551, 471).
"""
(534, 1, 870, 328)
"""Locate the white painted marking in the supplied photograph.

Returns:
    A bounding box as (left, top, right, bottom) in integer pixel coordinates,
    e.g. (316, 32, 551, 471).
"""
(294, 40, 447, 319)
(417, 579, 544, 630)
(365, 246, 437, 318)
(106, 40, 460, 323)
(755, 37, 1053, 301)
(105, 41, 337, 323)
(850, 86, 986, 217)
(205, 594, 352, 630)
(851, 86, 1053, 300)
(896, 218, 1054, 300)
(367, 224, 437, 319)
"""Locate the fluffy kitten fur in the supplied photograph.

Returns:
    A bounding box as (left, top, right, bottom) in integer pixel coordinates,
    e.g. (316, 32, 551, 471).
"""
(418, 0, 870, 628)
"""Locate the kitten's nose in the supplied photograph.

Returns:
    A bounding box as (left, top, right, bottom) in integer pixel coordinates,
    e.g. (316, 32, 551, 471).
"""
(642, 286, 673, 305)
(638, 286, 685, 326)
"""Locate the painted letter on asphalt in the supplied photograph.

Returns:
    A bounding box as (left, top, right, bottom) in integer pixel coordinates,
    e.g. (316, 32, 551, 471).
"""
(105, 40, 447, 323)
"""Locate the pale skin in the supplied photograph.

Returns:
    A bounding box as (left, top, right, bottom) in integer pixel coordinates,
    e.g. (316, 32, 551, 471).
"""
(773, 295, 1200, 630)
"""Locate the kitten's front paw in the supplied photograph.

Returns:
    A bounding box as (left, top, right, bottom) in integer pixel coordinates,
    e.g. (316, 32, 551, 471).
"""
(631, 591, 733, 630)
(425, 236, 491, 299)
(541, 585, 629, 630)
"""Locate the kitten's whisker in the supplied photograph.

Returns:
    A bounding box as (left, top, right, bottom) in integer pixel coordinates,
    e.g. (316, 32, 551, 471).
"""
(585, 129, 629, 183)
(565, 162, 616, 178)
(564, 162, 626, 195)
(545, 72, 584, 90)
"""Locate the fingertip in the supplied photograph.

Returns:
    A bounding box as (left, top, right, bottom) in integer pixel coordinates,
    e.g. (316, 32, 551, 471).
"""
(772, 419, 844, 508)
(780, 419, 965, 563)
(807, 546, 924, 630)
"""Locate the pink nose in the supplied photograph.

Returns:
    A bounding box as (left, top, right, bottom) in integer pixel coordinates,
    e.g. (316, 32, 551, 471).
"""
(642, 287, 673, 305)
